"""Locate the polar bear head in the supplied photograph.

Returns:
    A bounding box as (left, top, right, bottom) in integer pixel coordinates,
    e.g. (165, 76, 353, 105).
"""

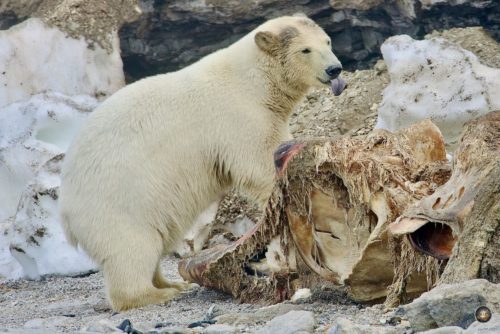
(254, 16, 343, 90)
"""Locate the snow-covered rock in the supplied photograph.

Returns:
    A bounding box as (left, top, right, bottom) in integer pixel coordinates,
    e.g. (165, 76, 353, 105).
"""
(375, 35, 500, 150)
(0, 18, 124, 108)
(0, 93, 95, 223)
(7, 154, 96, 279)
(0, 92, 97, 280)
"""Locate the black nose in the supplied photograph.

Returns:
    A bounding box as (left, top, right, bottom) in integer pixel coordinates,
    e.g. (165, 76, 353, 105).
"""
(325, 65, 342, 78)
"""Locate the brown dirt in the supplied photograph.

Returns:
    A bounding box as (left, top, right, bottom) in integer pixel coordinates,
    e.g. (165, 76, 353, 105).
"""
(426, 27, 500, 68)
(1, 0, 141, 52)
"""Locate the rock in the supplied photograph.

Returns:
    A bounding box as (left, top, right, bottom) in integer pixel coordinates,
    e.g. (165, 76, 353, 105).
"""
(23, 316, 75, 329)
(0, 329, 62, 334)
(329, 0, 384, 11)
(0, 0, 140, 52)
(0, 0, 44, 28)
(464, 314, 500, 333)
(152, 328, 192, 334)
(417, 317, 500, 334)
(327, 317, 399, 334)
(375, 34, 500, 150)
(187, 320, 216, 329)
(83, 318, 124, 332)
(205, 305, 224, 321)
(119, 1, 332, 79)
(0, 18, 124, 107)
(0, 93, 97, 280)
(116, 319, 147, 334)
(401, 279, 500, 331)
(420, 327, 464, 333)
(257, 310, 315, 334)
(117, 0, 499, 81)
(216, 303, 303, 325)
(202, 324, 239, 334)
(291, 288, 312, 303)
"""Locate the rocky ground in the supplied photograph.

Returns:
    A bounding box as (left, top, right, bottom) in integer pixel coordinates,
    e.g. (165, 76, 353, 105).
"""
(0, 256, 399, 334)
(1, 258, 498, 333)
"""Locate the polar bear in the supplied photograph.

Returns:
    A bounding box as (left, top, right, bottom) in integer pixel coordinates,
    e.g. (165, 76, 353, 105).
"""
(59, 15, 344, 311)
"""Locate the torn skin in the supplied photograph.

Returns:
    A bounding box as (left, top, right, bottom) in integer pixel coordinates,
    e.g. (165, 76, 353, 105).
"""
(274, 141, 305, 176)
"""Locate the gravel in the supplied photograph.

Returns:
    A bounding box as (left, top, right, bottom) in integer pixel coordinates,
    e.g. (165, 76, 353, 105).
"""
(0, 256, 410, 333)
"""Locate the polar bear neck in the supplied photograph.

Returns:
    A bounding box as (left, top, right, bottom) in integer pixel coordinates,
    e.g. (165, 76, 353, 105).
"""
(183, 22, 310, 122)
(263, 71, 308, 118)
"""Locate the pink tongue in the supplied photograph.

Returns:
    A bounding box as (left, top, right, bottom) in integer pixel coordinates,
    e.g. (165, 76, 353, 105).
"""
(331, 77, 346, 96)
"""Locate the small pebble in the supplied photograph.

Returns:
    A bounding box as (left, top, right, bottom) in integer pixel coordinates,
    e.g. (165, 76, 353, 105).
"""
(188, 320, 216, 328)
(203, 324, 239, 334)
(291, 288, 312, 303)
(117, 319, 143, 334)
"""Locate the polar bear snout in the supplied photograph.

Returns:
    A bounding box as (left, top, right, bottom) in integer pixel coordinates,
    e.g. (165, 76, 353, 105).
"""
(325, 65, 342, 79)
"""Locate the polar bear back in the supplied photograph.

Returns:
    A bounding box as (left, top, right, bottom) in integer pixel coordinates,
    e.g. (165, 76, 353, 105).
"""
(59, 41, 279, 252)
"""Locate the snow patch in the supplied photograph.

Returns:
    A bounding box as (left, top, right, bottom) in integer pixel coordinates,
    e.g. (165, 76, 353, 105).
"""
(0, 18, 124, 108)
(0, 93, 97, 280)
(375, 35, 500, 150)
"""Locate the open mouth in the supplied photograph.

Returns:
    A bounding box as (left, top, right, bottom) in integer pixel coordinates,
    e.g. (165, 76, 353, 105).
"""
(407, 221, 456, 260)
(389, 217, 457, 260)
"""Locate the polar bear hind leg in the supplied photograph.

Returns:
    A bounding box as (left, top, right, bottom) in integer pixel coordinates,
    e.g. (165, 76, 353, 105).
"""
(153, 265, 190, 290)
(100, 226, 183, 311)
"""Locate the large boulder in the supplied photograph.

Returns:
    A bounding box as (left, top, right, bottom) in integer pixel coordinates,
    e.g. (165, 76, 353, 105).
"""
(400, 279, 500, 331)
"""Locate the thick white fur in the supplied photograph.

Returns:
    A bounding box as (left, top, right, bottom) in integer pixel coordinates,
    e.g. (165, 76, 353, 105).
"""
(59, 16, 341, 311)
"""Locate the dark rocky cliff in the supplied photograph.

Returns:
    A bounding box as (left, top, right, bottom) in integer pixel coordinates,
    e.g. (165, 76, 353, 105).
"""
(1, 0, 498, 81)
(119, 0, 499, 80)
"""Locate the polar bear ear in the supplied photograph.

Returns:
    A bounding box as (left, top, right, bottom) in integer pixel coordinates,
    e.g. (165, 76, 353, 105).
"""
(255, 31, 279, 55)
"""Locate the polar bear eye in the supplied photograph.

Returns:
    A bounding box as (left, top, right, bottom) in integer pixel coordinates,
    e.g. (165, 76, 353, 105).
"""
(327, 40, 331, 46)
(302, 48, 311, 54)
